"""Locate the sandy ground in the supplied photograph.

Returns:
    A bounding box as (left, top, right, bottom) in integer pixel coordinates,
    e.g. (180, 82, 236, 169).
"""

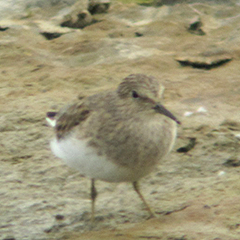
(1, 1, 240, 240)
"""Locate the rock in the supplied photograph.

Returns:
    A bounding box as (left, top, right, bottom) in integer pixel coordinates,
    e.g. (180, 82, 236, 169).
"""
(177, 138, 196, 153)
(36, 20, 77, 40)
(52, 1, 92, 29)
(176, 49, 233, 69)
(88, 0, 111, 14)
(55, 214, 65, 220)
(223, 159, 240, 167)
(188, 17, 205, 36)
(60, 10, 93, 29)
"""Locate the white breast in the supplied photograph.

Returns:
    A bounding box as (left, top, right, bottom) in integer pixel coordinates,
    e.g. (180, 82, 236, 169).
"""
(50, 137, 149, 182)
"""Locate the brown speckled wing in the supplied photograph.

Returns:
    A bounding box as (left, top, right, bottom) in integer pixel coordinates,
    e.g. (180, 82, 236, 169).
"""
(55, 102, 90, 140)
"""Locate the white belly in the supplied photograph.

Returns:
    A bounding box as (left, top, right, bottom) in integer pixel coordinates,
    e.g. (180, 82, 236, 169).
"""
(50, 137, 149, 182)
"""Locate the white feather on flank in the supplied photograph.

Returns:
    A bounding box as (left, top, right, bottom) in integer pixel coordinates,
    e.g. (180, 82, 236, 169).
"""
(46, 117, 56, 127)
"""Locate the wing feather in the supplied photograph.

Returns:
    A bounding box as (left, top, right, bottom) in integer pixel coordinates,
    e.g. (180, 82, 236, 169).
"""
(54, 102, 90, 139)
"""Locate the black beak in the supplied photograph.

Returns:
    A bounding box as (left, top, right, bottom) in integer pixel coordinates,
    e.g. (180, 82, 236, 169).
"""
(154, 104, 181, 125)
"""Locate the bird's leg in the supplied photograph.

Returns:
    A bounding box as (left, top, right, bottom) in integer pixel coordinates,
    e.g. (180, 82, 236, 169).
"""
(91, 178, 97, 222)
(132, 181, 155, 218)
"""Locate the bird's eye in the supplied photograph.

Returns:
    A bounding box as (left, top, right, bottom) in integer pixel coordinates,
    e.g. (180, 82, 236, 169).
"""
(132, 91, 139, 98)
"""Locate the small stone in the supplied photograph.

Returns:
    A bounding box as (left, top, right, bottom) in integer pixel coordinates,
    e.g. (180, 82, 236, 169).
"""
(196, 106, 207, 113)
(36, 20, 75, 40)
(188, 17, 205, 36)
(0, 26, 9, 31)
(217, 171, 226, 177)
(184, 111, 193, 117)
(203, 205, 211, 209)
(88, 0, 111, 14)
(60, 10, 93, 29)
(177, 138, 196, 153)
(52, 1, 92, 29)
(223, 159, 240, 167)
(135, 32, 143, 37)
(55, 214, 65, 220)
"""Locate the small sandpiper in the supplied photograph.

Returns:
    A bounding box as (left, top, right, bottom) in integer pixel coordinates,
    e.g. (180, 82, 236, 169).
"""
(46, 74, 180, 221)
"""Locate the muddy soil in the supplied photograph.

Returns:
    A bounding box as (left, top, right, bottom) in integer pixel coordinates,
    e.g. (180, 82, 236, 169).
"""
(1, 1, 240, 240)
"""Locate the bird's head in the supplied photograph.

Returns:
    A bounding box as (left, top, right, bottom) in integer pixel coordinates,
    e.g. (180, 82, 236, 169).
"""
(117, 74, 180, 124)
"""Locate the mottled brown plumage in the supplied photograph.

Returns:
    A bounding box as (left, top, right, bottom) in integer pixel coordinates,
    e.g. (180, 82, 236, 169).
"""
(55, 102, 90, 139)
(48, 74, 180, 221)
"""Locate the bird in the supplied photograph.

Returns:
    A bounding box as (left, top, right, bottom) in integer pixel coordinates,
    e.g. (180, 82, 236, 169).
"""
(46, 74, 180, 221)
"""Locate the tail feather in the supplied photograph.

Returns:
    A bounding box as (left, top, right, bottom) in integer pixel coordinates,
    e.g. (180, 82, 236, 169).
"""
(46, 111, 57, 127)
(47, 111, 57, 118)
